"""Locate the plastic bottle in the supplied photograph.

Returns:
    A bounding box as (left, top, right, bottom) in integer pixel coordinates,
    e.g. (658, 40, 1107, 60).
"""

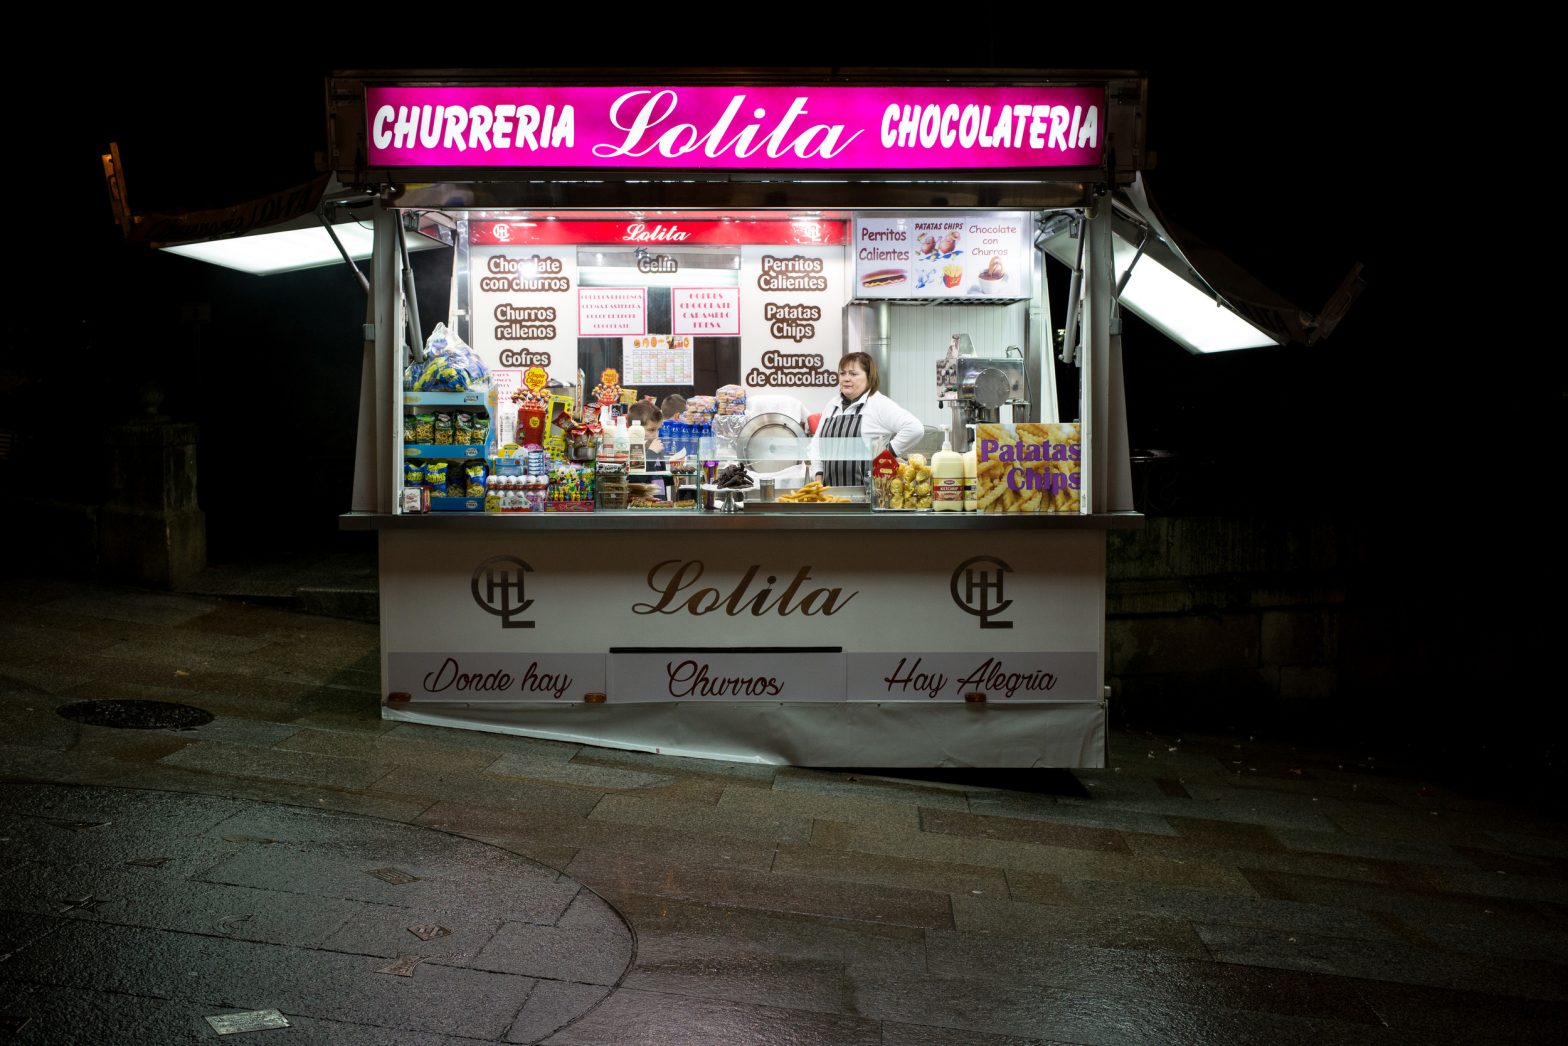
(629, 420, 646, 469)
(962, 423, 978, 512)
(614, 418, 630, 465)
(932, 424, 964, 511)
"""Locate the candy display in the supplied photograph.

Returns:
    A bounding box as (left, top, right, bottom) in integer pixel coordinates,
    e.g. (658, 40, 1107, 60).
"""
(405, 322, 489, 392)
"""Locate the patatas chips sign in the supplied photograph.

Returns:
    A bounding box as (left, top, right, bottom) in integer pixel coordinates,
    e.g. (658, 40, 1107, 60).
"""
(974, 423, 1081, 513)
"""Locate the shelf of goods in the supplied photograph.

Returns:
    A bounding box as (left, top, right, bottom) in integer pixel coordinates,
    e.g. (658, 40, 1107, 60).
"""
(404, 387, 492, 513)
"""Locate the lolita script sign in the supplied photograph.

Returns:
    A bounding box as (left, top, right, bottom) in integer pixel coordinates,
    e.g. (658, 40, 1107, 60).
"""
(366, 85, 1105, 170)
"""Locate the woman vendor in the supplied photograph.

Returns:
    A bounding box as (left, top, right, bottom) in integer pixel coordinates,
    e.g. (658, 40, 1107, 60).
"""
(808, 352, 924, 487)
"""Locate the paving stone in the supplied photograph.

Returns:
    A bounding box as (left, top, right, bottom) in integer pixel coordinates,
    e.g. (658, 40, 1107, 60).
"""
(0, 787, 242, 873)
(275, 728, 503, 772)
(158, 740, 393, 791)
(0, 860, 362, 947)
(320, 903, 507, 966)
(0, 982, 354, 1046)
(1054, 879, 1389, 941)
(176, 716, 302, 747)
(1056, 790, 1339, 832)
(964, 793, 1179, 836)
(101, 764, 435, 822)
(1193, 921, 1568, 1001)
(717, 786, 920, 831)
(949, 895, 1208, 957)
(1451, 844, 1568, 878)
(879, 1023, 1073, 1046)
(771, 767, 973, 811)
(544, 988, 882, 1046)
(1125, 832, 1417, 885)
(566, 849, 953, 929)
(1387, 912, 1568, 963)
(0, 911, 63, 960)
(487, 753, 671, 790)
(923, 929, 1382, 1021)
(568, 745, 779, 783)
(1241, 868, 1549, 930)
(0, 664, 98, 695)
(1322, 803, 1499, 848)
(197, 845, 579, 925)
(472, 893, 632, 985)
(6, 920, 532, 1039)
(99, 629, 275, 667)
(812, 820, 1254, 892)
(623, 946, 852, 1015)
(505, 980, 614, 1044)
(1274, 827, 1476, 867)
(612, 892, 927, 969)
(1166, 815, 1284, 852)
(1421, 867, 1568, 905)
(41, 593, 215, 627)
(1355, 979, 1568, 1045)
(589, 794, 814, 844)
(414, 800, 777, 871)
(771, 844, 1009, 897)
(919, 808, 1128, 853)
(370, 765, 605, 821)
(387, 722, 582, 760)
(851, 968, 1416, 1046)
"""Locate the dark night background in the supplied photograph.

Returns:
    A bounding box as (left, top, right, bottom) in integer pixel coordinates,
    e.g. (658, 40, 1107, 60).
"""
(10, 42, 1556, 772)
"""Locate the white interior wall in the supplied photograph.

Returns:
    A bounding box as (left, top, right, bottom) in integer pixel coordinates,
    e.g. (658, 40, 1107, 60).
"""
(886, 304, 1028, 427)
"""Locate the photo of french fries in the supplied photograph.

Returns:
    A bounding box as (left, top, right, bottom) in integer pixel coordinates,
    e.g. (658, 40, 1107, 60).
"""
(974, 423, 1081, 513)
(779, 480, 852, 504)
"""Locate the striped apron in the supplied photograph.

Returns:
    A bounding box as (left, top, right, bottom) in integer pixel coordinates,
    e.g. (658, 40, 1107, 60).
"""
(819, 400, 869, 488)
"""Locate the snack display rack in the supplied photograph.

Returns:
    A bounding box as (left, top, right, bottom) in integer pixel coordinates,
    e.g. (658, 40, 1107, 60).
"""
(337, 70, 1146, 766)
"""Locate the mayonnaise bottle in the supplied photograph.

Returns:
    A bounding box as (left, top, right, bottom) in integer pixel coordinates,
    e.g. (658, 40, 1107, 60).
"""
(932, 424, 964, 511)
(962, 423, 978, 511)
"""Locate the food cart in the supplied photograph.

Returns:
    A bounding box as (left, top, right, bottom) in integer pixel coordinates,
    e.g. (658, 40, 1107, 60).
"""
(332, 71, 1145, 766)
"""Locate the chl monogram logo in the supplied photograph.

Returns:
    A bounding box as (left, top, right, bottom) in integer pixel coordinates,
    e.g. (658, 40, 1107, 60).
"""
(472, 556, 534, 628)
(951, 555, 1013, 629)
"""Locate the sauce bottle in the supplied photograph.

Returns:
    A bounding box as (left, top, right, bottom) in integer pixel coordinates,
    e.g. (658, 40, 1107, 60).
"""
(932, 424, 964, 511)
(629, 420, 646, 469)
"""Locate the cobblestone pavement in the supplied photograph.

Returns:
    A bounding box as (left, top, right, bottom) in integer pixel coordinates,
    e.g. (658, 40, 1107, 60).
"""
(2, 576, 1565, 1043)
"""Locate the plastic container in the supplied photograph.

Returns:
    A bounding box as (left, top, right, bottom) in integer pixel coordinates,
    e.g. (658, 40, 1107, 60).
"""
(932, 424, 964, 511)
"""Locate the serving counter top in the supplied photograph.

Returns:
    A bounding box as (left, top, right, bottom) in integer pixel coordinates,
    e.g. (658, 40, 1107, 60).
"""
(342, 510, 1143, 532)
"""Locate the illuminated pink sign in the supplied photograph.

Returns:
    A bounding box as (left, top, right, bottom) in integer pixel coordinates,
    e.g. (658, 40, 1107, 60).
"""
(365, 85, 1104, 171)
(468, 220, 845, 246)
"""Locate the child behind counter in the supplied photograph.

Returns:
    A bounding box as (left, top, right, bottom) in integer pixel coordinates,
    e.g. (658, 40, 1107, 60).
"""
(629, 399, 664, 456)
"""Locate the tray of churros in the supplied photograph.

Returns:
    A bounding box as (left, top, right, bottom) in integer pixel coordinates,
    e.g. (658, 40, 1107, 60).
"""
(753, 481, 865, 511)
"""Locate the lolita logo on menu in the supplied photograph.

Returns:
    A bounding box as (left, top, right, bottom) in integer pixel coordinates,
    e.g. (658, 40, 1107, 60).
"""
(366, 86, 1105, 170)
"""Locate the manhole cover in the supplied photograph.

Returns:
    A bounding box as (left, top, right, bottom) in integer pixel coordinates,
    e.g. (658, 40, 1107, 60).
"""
(55, 700, 214, 730)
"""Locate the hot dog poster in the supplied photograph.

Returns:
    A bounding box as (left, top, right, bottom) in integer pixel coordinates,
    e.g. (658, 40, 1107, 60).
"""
(852, 214, 1031, 300)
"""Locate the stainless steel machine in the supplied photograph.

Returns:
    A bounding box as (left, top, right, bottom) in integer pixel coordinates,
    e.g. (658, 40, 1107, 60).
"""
(937, 334, 1030, 451)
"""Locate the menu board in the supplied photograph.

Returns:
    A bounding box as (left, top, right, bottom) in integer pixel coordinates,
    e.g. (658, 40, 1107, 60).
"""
(579, 288, 647, 336)
(623, 335, 694, 386)
(739, 244, 847, 394)
(672, 287, 741, 336)
(468, 246, 579, 385)
(853, 214, 1031, 300)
